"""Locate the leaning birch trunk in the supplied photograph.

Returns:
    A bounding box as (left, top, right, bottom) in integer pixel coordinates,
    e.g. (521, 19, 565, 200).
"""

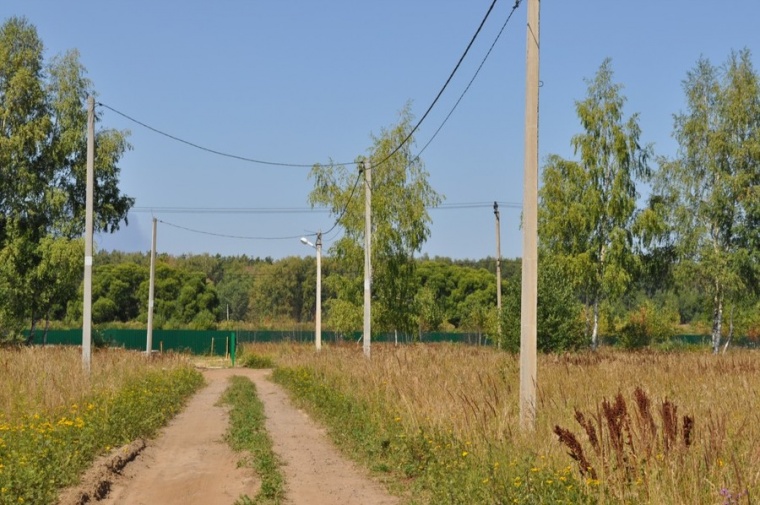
(722, 305, 735, 354)
(711, 284, 723, 354)
(27, 315, 37, 345)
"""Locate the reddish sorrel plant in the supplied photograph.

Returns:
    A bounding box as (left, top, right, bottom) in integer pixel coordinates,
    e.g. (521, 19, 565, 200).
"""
(554, 387, 694, 490)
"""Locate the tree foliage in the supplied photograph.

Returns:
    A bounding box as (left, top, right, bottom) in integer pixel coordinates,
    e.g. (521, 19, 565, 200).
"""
(248, 256, 313, 325)
(308, 105, 442, 336)
(539, 59, 651, 348)
(501, 257, 585, 353)
(0, 17, 133, 339)
(654, 49, 760, 353)
(0, 236, 83, 341)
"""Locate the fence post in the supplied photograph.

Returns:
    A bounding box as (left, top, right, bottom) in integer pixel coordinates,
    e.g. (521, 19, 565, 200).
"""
(230, 332, 236, 367)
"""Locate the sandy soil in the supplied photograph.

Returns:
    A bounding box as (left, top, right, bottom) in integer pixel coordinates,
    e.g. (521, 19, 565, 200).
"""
(58, 367, 398, 505)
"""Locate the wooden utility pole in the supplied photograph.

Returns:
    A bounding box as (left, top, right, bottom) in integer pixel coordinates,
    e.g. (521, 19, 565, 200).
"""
(494, 202, 502, 344)
(520, 0, 540, 430)
(146, 217, 157, 354)
(82, 97, 95, 373)
(363, 160, 372, 358)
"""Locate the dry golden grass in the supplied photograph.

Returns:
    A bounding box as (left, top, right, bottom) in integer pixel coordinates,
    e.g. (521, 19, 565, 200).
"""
(0, 346, 193, 420)
(252, 342, 760, 504)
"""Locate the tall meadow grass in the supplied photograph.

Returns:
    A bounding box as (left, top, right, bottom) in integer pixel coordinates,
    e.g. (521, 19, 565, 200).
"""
(251, 342, 760, 504)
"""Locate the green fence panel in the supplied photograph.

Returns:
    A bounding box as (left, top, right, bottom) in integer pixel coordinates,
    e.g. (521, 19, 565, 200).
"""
(235, 329, 322, 343)
(102, 329, 235, 356)
(230, 332, 236, 366)
(234, 330, 485, 345)
(101, 329, 146, 350)
(27, 328, 756, 353)
(24, 329, 82, 346)
(676, 334, 712, 345)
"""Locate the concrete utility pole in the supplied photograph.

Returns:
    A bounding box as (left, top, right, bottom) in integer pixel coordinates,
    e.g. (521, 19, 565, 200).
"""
(82, 96, 95, 373)
(520, 0, 540, 430)
(300, 233, 322, 351)
(363, 160, 372, 358)
(315, 231, 322, 351)
(494, 202, 502, 344)
(146, 217, 157, 354)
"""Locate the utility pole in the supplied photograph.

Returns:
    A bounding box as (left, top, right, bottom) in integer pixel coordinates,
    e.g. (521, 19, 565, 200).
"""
(315, 231, 322, 351)
(82, 96, 95, 373)
(146, 217, 157, 354)
(520, 0, 540, 430)
(363, 160, 372, 358)
(300, 233, 322, 351)
(494, 202, 502, 346)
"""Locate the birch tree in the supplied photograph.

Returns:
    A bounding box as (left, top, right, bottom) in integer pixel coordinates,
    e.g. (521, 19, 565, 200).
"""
(0, 17, 133, 339)
(655, 50, 760, 353)
(309, 105, 442, 336)
(539, 59, 651, 348)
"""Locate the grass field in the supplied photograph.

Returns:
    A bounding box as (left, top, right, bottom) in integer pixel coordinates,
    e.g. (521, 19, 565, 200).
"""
(0, 346, 203, 504)
(243, 342, 759, 504)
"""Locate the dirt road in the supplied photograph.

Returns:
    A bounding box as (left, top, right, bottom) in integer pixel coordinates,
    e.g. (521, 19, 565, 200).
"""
(59, 368, 398, 505)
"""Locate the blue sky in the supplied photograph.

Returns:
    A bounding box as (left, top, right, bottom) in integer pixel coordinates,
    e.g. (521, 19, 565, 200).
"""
(2, 1, 759, 260)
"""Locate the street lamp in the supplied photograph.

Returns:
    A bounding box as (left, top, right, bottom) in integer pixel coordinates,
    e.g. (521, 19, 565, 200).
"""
(300, 232, 322, 351)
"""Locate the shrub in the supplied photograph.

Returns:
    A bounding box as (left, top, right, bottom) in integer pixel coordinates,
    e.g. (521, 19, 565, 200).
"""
(502, 259, 586, 352)
(240, 352, 276, 369)
(618, 301, 676, 349)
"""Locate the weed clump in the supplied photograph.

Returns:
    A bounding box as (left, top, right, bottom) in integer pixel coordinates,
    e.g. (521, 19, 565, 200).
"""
(555, 387, 694, 498)
(240, 352, 276, 369)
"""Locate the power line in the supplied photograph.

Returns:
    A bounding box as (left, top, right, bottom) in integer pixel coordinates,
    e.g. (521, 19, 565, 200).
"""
(433, 201, 522, 210)
(416, 0, 523, 159)
(133, 200, 521, 215)
(101, 1, 513, 243)
(97, 0, 505, 174)
(153, 200, 521, 242)
(320, 171, 363, 237)
(134, 206, 330, 215)
(98, 102, 317, 168)
(157, 219, 311, 241)
(373, 0, 503, 169)
(321, 0, 513, 234)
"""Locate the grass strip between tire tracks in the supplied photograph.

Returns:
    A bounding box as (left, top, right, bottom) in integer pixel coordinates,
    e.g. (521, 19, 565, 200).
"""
(221, 375, 285, 505)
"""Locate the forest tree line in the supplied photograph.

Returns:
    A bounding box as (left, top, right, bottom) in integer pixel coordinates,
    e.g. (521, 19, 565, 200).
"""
(20, 247, 758, 352)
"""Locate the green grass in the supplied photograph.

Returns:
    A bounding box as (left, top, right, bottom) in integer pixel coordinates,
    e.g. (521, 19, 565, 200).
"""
(220, 375, 285, 505)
